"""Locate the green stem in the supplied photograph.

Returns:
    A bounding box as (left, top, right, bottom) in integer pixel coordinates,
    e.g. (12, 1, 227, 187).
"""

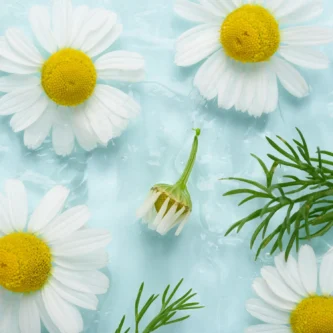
(176, 129, 201, 189)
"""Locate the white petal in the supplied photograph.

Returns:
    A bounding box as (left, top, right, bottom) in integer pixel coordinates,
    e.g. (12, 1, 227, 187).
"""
(200, 0, 231, 17)
(175, 0, 221, 23)
(168, 206, 187, 232)
(28, 185, 70, 233)
(71, 106, 99, 151)
(19, 295, 41, 333)
(0, 87, 42, 116)
(41, 205, 90, 243)
(94, 84, 140, 119)
(95, 51, 145, 82)
(248, 65, 271, 117)
(156, 204, 178, 235)
(272, 56, 309, 98)
(70, 8, 106, 49)
(263, 68, 278, 114)
(34, 293, 61, 333)
(246, 324, 291, 333)
(246, 299, 290, 325)
(5, 28, 43, 66)
(151, 197, 170, 229)
(88, 24, 123, 58)
(80, 10, 117, 56)
(298, 245, 318, 295)
(29, 6, 57, 54)
(0, 56, 37, 75)
(194, 50, 227, 100)
(52, 0, 72, 48)
(137, 191, 161, 219)
(279, 45, 329, 69)
(265, 0, 284, 12)
(0, 75, 40, 93)
(24, 106, 54, 150)
(84, 97, 117, 145)
(2, 296, 20, 333)
(254, 68, 271, 117)
(10, 94, 49, 132)
(90, 86, 138, 140)
(217, 64, 239, 110)
(319, 251, 333, 295)
(53, 267, 109, 295)
(49, 279, 98, 310)
(71, 8, 122, 57)
(0, 38, 38, 70)
(52, 119, 75, 156)
(5, 180, 27, 231)
(282, 26, 333, 46)
(233, 73, 248, 114)
(277, 0, 323, 24)
(42, 286, 83, 333)
(261, 266, 301, 303)
(274, 252, 307, 297)
(234, 67, 256, 113)
(54, 250, 108, 271)
(69, 5, 90, 46)
(158, 205, 186, 235)
(273, 1, 305, 19)
(252, 278, 295, 311)
(175, 213, 190, 236)
(52, 229, 111, 257)
(175, 24, 221, 66)
(0, 194, 13, 234)
(232, 0, 243, 6)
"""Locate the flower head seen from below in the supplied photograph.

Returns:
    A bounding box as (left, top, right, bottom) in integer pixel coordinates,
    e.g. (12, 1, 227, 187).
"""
(137, 129, 200, 236)
(246, 245, 333, 333)
(175, 0, 333, 117)
(0, 0, 144, 156)
(0, 179, 111, 333)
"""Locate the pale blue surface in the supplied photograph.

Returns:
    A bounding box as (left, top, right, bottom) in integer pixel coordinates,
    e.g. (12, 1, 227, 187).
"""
(1, 0, 333, 332)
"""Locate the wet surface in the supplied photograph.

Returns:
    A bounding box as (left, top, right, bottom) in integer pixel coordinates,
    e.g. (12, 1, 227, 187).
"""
(1, 0, 333, 332)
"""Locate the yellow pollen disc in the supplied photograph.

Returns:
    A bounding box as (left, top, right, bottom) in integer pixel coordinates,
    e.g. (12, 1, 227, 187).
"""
(0, 232, 52, 293)
(221, 4, 280, 63)
(42, 48, 97, 106)
(290, 296, 333, 333)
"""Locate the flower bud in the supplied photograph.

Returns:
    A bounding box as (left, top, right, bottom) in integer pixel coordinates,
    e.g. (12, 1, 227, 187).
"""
(137, 129, 200, 235)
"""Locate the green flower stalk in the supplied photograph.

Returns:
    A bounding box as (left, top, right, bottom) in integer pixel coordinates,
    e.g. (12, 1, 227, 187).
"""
(136, 129, 200, 235)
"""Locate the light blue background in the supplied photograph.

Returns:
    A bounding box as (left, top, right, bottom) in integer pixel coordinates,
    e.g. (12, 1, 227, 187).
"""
(1, 0, 333, 332)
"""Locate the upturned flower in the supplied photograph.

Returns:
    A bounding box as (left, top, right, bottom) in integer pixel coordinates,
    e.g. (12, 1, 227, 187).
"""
(137, 129, 200, 235)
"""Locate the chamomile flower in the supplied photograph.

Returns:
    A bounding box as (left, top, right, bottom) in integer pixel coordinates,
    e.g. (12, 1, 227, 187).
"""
(137, 129, 200, 235)
(0, 179, 111, 333)
(175, 0, 333, 117)
(246, 245, 333, 333)
(0, 0, 144, 156)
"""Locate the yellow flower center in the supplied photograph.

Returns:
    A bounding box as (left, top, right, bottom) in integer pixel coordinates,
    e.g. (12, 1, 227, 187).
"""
(290, 296, 333, 333)
(221, 4, 280, 63)
(0, 232, 52, 293)
(41, 48, 97, 106)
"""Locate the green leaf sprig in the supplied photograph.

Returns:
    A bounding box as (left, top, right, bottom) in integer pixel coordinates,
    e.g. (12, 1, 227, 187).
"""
(223, 128, 333, 260)
(115, 279, 203, 333)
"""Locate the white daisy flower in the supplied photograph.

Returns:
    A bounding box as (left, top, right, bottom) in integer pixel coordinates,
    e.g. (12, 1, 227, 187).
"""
(175, 0, 333, 117)
(137, 129, 200, 235)
(0, 179, 111, 333)
(0, 0, 144, 156)
(246, 245, 333, 333)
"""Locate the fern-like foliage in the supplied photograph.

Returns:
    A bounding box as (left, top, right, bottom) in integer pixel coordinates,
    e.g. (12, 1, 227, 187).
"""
(115, 279, 203, 333)
(223, 128, 333, 260)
